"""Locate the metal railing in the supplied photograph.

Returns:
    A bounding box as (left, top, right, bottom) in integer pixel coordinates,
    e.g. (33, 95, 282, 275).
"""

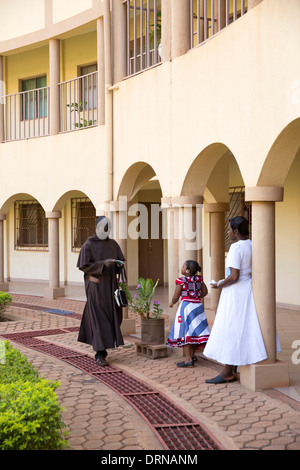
(125, 0, 162, 76)
(191, 0, 248, 47)
(59, 71, 98, 133)
(225, 186, 252, 251)
(3, 87, 49, 141)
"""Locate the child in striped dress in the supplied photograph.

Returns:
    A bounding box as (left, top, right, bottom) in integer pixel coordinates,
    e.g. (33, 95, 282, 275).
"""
(167, 260, 210, 367)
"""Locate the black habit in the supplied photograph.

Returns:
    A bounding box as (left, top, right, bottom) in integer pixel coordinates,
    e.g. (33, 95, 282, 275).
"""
(77, 235, 125, 352)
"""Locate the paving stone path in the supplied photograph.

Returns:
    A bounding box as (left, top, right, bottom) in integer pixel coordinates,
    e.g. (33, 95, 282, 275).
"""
(1, 294, 300, 451)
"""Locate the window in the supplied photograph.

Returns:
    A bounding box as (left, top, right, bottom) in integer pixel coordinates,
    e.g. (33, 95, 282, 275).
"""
(15, 201, 48, 250)
(225, 187, 252, 251)
(71, 198, 96, 251)
(21, 75, 47, 120)
(80, 64, 97, 110)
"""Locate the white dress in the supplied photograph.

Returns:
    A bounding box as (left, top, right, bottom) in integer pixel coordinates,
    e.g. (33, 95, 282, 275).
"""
(203, 240, 268, 366)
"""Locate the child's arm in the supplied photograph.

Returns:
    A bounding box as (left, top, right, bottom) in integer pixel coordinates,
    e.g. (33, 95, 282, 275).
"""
(170, 284, 182, 308)
(200, 282, 208, 298)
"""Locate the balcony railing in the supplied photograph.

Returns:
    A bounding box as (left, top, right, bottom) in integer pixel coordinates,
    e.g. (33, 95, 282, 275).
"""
(191, 0, 248, 47)
(59, 71, 98, 133)
(125, 0, 162, 76)
(3, 87, 49, 141)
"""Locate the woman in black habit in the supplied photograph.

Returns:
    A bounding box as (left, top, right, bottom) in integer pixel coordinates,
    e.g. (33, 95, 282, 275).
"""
(77, 216, 125, 366)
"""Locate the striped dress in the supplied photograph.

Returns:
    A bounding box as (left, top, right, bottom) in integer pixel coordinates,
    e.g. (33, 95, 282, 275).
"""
(167, 275, 210, 349)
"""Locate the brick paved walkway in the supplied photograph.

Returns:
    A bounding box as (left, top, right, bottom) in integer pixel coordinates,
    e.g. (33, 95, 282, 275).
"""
(1, 293, 300, 451)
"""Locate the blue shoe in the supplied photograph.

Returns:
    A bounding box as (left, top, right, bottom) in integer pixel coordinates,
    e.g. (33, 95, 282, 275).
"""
(205, 374, 236, 384)
(176, 360, 194, 368)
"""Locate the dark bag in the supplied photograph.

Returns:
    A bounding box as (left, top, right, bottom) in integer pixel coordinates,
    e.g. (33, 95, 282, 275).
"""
(114, 262, 128, 308)
(114, 288, 128, 308)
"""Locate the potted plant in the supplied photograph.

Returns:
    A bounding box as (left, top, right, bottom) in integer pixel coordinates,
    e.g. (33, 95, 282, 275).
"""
(121, 277, 165, 345)
(149, 10, 162, 58)
(66, 101, 97, 128)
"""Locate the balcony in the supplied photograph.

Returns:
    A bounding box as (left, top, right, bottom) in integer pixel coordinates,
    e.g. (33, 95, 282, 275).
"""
(59, 71, 98, 133)
(3, 71, 98, 142)
(1, 0, 250, 142)
(3, 86, 49, 141)
(190, 0, 248, 47)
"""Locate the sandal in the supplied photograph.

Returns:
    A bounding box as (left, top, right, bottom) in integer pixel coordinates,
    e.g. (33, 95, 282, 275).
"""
(205, 374, 236, 384)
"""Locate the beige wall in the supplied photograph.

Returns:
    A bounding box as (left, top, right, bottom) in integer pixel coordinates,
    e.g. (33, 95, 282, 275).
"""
(0, 0, 300, 306)
(0, 0, 45, 42)
(52, 0, 93, 24)
(276, 152, 300, 307)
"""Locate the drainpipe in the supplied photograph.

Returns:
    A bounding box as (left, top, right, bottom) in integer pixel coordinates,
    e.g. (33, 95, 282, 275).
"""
(104, 0, 113, 209)
(0, 56, 4, 143)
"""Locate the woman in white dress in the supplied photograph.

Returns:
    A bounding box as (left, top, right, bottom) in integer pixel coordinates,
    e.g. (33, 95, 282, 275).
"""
(203, 216, 268, 384)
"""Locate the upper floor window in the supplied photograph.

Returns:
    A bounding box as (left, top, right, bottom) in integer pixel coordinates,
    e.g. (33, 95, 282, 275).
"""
(21, 75, 47, 120)
(126, 0, 161, 76)
(14, 200, 48, 251)
(60, 66, 98, 132)
(80, 64, 97, 110)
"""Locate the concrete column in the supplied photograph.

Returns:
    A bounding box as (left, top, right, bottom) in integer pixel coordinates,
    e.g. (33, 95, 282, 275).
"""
(49, 39, 60, 135)
(97, 18, 105, 125)
(104, 0, 113, 204)
(240, 186, 289, 391)
(161, 198, 179, 324)
(44, 212, 65, 299)
(112, 0, 127, 83)
(0, 215, 8, 291)
(0, 56, 4, 143)
(161, 0, 172, 63)
(205, 202, 229, 312)
(162, 195, 204, 322)
(171, 0, 190, 60)
(172, 196, 204, 269)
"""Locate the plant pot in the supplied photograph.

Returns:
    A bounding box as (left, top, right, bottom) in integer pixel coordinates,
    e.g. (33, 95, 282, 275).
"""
(141, 317, 165, 345)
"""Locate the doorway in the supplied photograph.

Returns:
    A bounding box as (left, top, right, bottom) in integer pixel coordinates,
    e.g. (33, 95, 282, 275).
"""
(138, 202, 164, 285)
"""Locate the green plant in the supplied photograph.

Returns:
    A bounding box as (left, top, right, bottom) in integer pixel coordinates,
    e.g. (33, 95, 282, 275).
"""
(129, 277, 163, 319)
(67, 101, 97, 128)
(0, 342, 68, 450)
(0, 292, 12, 321)
(149, 10, 161, 44)
(119, 278, 133, 304)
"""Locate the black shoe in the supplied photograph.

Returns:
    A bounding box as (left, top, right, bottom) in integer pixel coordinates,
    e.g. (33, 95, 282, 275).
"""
(95, 349, 107, 359)
(96, 356, 109, 367)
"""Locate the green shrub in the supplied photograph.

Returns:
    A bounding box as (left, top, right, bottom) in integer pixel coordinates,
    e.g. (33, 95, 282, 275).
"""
(0, 292, 12, 321)
(0, 342, 68, 450)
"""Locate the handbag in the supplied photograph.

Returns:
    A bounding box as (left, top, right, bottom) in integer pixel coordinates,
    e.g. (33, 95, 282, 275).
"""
(114, 262, 128, 308)
(114, 287, 128, 307)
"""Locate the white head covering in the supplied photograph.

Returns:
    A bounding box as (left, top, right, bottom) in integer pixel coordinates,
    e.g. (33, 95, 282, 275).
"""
(95, 216, 111, 240)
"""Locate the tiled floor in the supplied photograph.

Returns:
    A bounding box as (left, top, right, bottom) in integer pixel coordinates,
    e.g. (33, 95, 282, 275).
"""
(6, 281, 300, 403)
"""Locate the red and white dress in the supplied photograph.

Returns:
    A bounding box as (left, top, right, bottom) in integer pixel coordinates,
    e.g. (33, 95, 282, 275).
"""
(166, 275, 210, 349)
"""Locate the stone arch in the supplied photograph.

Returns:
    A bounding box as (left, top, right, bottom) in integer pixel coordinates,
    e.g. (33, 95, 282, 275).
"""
(258, 118, 300, 186)
(116, 162, 157, 200)
(180, 143, 244, 202)
(52, 189, 94, 212)
(0, 192, 45, 214)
